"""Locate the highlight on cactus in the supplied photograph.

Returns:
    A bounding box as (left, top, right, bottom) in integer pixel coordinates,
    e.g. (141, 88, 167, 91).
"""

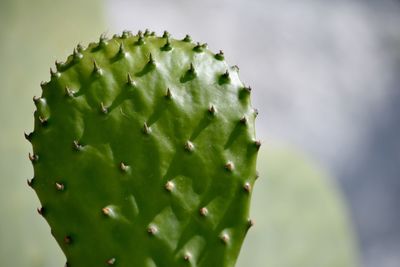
(26, 29, 259, 267)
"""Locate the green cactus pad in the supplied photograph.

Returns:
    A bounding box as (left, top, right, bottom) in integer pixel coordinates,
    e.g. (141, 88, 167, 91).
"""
(27, 31, 259, 267)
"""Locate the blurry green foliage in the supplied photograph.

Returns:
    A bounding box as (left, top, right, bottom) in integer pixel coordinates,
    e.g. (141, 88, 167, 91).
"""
(238, 143, 359, 267)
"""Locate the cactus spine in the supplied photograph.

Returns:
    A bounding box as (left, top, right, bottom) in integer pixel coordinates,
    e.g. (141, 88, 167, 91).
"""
(27, 30, 259, 267)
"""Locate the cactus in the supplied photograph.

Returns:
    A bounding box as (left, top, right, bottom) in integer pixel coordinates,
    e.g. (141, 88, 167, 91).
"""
(26, 30, 259, 267)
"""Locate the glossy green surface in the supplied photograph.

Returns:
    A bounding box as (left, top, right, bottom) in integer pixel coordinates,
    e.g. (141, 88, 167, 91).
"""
(29, 32, 258, 266)
(0, 1, 104, 266)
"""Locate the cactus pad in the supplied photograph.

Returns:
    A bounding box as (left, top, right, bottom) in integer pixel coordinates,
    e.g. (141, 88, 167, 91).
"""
(27, 30, 259, 267)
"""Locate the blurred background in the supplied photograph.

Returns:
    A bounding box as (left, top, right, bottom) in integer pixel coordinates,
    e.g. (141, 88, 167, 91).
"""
(1, 0, 399, 266)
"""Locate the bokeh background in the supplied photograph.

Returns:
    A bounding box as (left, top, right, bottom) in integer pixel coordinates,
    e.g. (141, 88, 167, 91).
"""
(1, 0, 399, 266)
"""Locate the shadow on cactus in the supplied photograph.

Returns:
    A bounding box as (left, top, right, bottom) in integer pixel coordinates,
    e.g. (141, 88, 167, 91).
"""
(26, 30, 260, 267)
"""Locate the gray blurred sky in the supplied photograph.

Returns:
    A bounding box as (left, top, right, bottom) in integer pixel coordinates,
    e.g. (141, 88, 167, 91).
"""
(105, 0, 400, 266)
